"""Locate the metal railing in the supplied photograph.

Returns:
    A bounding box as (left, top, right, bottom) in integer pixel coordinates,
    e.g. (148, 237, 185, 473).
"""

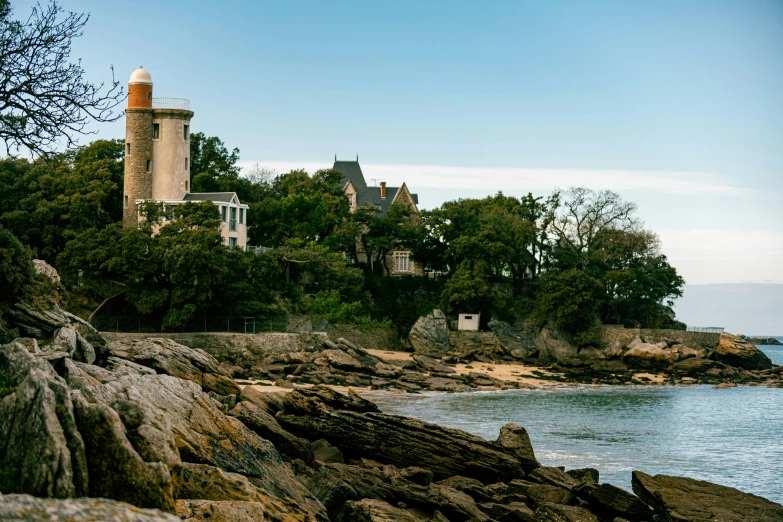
(687, 326, 724, 333)
(152, 97, 190, 110)
(246, 245, 272, 255)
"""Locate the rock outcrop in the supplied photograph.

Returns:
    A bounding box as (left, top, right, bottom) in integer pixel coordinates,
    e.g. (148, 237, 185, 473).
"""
(632, 470, 783, 521)
(0, 494, 179, 521)
(408, 309, 452, 356)
(106, 337, 239, 395)
(710, 332, 773, 370)
(277, 387, 530, 484)
(77, 372, 325, 520)
(0, 342, 88, 499)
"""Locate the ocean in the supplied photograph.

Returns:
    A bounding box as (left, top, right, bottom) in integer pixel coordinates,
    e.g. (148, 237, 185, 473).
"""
(372, 342, 783, 504)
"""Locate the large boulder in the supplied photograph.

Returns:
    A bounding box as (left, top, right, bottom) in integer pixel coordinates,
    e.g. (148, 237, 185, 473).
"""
(632, 471, 783, 522)
(71, 393, 177, 512)
(574, 482, 652, 520)
(6, 302, 68, 339)
(0, 494, 179, 521)
(0, 342, 88, 498)
(666, 357, 721, 377)
(32, 259, 61, 284)
(106, 337, 239, 395)
(495, 423, 541, 473)
(41, 325, 96, 364)
(77, 373, 325, 521)
(409, 309, 452, 357)
(623, 340, 679, 369)
(229, 400, 314, 463)
(277, 386, 526, 484)
(535, 327, 578, 364)
(710, 332, 773, 370)
(306, 462, 489, 522)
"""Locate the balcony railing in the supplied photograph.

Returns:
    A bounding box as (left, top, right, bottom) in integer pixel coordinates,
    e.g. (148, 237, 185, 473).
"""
(152, 97, 190, 110)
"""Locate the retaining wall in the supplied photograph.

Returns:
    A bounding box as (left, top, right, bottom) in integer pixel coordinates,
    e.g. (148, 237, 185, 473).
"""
(600, 326, 721, 350)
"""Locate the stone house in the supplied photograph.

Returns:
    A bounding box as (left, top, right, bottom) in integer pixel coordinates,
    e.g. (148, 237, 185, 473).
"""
(122, 66, 248, 249)
(332, 158, 420, 275)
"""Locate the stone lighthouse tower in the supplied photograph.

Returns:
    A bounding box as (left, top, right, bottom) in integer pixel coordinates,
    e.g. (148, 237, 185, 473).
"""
(123, 66, 194, 227)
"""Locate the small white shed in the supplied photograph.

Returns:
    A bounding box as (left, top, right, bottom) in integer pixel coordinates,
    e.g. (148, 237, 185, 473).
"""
(457, 313, 480, 331)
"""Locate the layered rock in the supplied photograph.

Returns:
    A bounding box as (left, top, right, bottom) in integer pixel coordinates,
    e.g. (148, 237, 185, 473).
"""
(710, 332, 773, 370)
(0, 342, 88, 498)
(632, 470, 783, 522)
(106, 337, 239, 394)
(277, 386, 534, 484)
(77, 373, 325, 520)
(0, 494, 179, 521)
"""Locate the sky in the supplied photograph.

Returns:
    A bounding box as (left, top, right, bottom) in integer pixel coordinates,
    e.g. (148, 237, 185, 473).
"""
(10, 0, 783, 330)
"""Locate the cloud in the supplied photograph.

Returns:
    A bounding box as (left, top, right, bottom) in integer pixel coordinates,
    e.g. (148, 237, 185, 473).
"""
(657, 228, 783, 285)
(239, 160, 743, 196)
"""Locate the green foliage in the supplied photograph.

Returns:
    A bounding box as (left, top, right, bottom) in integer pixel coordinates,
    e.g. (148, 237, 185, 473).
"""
(248, 169, 349, 248)
(189, 132, 240, 181)
(533, 269, 603, 337)
(0, 139, 124, 262)
(299, 290, 390, 330)
(0, 226, 35, 304)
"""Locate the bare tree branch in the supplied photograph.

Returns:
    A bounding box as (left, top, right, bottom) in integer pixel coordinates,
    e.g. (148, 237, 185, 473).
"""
(0, 0, 124, 156)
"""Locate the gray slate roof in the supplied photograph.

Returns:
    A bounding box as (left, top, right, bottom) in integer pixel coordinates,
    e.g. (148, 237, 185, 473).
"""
(332, 160, 418, 217)
(182, 192, 238, 203)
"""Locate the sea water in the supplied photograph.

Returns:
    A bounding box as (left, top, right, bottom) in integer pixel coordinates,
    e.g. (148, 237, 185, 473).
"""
(372, 344, 783, 504)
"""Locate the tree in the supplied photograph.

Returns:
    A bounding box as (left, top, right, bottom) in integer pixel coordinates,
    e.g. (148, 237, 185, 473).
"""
(249, 169, 349, 248)
(189, 133, 240, 182)
(0, 139, 124, 261)
(533, 269, 603, 338)
(0, 225, 34, 304)
(547, 187, 640, 271)
(0, 0, 123, 155)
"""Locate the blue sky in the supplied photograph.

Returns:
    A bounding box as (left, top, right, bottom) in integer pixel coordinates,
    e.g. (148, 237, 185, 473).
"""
(12, 0, 783, 289)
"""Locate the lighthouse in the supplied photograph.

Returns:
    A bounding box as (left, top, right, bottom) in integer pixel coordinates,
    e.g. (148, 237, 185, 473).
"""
(123, 66, 194, 227)
(121, 66, 248, 249)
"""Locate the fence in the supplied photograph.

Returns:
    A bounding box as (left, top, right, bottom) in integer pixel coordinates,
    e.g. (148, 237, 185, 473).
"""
(152, 97, 190, 110)
(246, 245, 272, 255)
(687, 326, 724, 333)
(92, 315, 293, 334)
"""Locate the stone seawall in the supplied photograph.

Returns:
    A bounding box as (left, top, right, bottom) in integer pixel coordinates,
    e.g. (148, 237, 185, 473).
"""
(601, 326, 721, 350)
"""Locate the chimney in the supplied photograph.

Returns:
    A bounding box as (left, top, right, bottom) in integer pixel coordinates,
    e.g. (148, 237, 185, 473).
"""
(380, 182, 386, 198)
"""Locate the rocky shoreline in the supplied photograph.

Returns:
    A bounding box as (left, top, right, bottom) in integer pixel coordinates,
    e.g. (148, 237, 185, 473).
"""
(2, 297, 783, 521)
(197, 308, 782, 393)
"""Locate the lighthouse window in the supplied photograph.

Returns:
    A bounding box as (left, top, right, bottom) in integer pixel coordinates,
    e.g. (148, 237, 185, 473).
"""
(183, 125, 189, 140)
(124, 195, 128, 209)
(185, 157, 189, 170)
(152, 123, 160, 139)
(148, 92, 152, 100)
(126, 143, 130, 155)
(146, 160, 151, 172)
